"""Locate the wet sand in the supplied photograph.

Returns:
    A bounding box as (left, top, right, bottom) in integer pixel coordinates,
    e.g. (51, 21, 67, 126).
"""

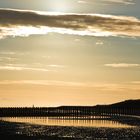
(0, 120, 140, 140)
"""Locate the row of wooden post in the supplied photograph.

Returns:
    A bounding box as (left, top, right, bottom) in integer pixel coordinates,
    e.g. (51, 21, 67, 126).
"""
(0, 106, 139, 117)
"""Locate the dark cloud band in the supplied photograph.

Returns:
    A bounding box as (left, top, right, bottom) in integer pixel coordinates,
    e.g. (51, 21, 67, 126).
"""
(0, 8, 140, 38)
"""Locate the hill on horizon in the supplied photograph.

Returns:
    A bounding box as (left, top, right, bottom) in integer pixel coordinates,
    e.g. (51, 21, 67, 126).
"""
(103, 99, 140, 108)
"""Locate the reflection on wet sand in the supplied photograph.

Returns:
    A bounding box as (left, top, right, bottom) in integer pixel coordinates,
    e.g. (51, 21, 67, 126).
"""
(0, 116, 134, 128)
(0, 115, 140, 139)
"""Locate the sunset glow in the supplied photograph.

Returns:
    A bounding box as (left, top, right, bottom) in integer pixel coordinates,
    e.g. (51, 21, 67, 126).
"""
(0, 0, 140, 107)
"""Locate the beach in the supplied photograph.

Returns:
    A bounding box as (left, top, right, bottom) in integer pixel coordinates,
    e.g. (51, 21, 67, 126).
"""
(0, 119, 140, 140)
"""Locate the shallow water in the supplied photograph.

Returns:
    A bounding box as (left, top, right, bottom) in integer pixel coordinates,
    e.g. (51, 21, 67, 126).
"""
(0, 116, 134, 128)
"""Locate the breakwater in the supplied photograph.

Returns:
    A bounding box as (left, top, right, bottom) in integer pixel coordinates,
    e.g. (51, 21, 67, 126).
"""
(0, 106, 139, 117)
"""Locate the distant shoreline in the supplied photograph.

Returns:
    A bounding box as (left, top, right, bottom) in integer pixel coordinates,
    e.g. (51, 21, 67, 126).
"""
(0, 99, 140, 117)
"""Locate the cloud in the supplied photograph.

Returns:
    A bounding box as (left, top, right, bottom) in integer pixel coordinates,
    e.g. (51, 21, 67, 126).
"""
(0, 51, 30, 56)
(96, 40, 104, 45)
(47, 65, 65, 68)
(78, 0, 88, 4)
(78, 0, 135, 5)
(0, 63, 65, 72)
(102, 0, 135, 5)
(104, 63, 140, 68)
(0, 52, 16, 55)
(0, 80, 84, 87)
(0, 80, 122, 89)
(0, 80, 140, 92)
(0, 66, 52, 72)
(130, 81, 140, 84)
(0, 56, 17, 61)
(0, 8, 140, 39)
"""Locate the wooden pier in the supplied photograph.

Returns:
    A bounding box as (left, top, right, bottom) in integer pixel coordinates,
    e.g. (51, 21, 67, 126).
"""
(0, 105, 139, 117)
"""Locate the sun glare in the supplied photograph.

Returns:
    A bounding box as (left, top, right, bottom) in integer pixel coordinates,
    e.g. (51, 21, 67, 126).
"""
(46, 1, 70, 12)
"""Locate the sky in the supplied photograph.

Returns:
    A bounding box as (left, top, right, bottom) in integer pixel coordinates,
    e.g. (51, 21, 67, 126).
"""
(0, 0, 140, 107)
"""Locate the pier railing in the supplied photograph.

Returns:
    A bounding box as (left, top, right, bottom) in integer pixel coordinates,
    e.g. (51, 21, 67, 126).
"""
(0, 106, 139, 117)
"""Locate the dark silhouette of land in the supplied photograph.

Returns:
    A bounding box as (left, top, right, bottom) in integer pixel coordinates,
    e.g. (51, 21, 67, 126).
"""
(0, 99, 140, 140)
(0, 99, 139, 117)
(109, 99, 140, 108)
